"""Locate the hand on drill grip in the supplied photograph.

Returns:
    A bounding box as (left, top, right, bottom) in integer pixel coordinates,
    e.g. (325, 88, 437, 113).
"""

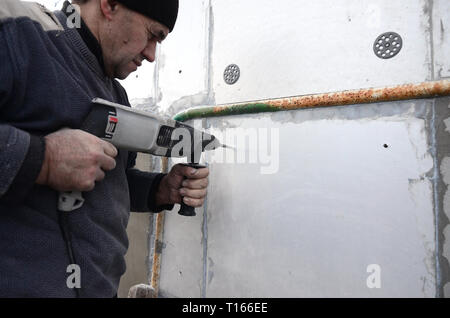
(36, 129, 118, 192)
(155, 164, 209, 208)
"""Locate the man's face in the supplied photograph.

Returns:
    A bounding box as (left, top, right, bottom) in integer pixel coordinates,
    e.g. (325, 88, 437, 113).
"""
(101, 6, 169, 80)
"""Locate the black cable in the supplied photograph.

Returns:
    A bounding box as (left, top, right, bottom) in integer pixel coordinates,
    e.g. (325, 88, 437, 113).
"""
(58, 212, 80, 298)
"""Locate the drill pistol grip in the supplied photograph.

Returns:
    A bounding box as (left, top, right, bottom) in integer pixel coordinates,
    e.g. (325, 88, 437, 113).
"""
(177, 163, 206, 217)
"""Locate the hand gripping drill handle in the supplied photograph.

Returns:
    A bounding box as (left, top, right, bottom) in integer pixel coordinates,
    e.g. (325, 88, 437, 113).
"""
(177, 163, 206, 217)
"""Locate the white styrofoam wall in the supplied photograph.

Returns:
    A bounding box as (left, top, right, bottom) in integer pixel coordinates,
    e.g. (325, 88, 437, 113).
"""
(433, 0, 450, 78)
(159, 101, 437, 298)
(156, 0, 442, 298)
(203, 104, 435, 297)
(211, 0, 432, 105)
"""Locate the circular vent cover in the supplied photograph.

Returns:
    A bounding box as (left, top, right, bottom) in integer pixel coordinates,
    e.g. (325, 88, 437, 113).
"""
(224, 64, 240, 85)
(374, 32, 403, 59)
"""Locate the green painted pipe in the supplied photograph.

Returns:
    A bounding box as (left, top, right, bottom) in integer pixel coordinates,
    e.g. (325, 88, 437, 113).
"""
(173, 79, 450, 122)
(173, 102, 279, 122)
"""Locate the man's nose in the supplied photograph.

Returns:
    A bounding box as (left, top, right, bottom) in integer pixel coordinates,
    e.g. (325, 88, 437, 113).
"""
(143, 41, 157, 63)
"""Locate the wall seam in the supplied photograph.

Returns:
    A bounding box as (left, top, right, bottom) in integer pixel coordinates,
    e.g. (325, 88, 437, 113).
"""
(206, 0, 215, 105)
(428, 0, 441, 298)
(431, 99, 442, 297)
(428, 0, 435, 81)
(201, 0, 214, 299)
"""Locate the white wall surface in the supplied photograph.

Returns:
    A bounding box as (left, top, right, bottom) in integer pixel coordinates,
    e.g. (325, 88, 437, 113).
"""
(203, 104, 435, 297)
(433, 0, 450, 79)
(159, 101, 437, 297)
(211, 0, 432, 105)
(155, 0, 445, 297)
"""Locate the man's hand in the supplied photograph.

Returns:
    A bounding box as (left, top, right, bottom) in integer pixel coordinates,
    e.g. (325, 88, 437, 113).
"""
(155, 164, 209, 208)
(36, 129, 118, 192)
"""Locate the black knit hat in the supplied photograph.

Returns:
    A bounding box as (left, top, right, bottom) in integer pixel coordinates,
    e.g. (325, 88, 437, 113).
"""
(117, 0, 179, 32)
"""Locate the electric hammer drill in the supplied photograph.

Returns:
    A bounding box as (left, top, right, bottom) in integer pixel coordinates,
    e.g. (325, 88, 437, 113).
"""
(58, 98, 224, 217)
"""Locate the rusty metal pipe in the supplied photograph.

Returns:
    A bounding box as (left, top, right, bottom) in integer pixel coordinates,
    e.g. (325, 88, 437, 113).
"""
(150, 157, 169, 297)
(174, 80, 450, 121)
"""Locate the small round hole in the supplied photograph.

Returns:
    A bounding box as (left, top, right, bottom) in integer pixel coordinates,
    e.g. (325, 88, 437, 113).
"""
(383, 144, 389, 148)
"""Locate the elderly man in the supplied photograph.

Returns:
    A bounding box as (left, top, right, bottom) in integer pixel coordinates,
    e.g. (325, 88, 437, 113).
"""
(0, 0, 209, 297)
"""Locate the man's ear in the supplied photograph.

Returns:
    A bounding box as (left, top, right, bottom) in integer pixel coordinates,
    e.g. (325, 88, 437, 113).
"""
(100, 0, 120, 21)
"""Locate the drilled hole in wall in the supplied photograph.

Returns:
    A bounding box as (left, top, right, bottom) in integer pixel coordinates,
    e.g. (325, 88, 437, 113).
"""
(383, 144, 389, 148)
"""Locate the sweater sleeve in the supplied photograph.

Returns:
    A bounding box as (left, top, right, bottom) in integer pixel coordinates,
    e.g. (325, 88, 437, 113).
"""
(0, 128, 46, 203)
(126, 168, 174, 213)
(126, 152, 174, 213)
(0, 27, 46, 204)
